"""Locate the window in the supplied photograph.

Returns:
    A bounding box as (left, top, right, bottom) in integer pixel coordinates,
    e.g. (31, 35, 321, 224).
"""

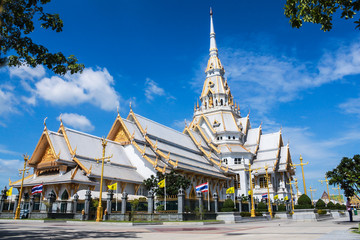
(228, 136, 231, 139)
(259, 177, 268, 188)
(220, 137, 223, 140)
(220, 99, 223, 105)
(237, 174, 241, 189)
(233, 136, 235, 139)
(234, 158, 241, 164)
(223, 158, 228, 164)
(217, 137, 219, 140)
(252, 178, 255, 188)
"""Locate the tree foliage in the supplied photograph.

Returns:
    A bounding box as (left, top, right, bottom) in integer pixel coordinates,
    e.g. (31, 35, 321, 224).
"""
(143, 170, 191, 197)
(297, 194, 312, 205)
(326, 154, 360, 200)
(315, 199, 326, 209)
(284, 0, 360, 31)
(0, 0, 84, 74)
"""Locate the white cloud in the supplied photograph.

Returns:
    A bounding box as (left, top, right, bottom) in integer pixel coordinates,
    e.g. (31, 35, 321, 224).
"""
(144, 78, 165, 101)
(172, 118, 191, 131)
(0, 145, 20, 156)
(57, 113, 94, 132)
(0, 84, 18, 115)
(9, 65, 46, 81)
(338, 97, 360, 117)
(192, 40, 360, 115)
(35, 67, 120, 111)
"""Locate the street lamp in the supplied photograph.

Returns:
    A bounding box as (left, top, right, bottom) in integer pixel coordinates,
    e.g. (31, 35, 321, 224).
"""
(309, 186, 316, 204)
(290, 155, 308, 195)
(245, 164, 260, 217)
(95, 138, 113, 222)
(319, 177, 330, 203)
(14, 154, 30, 220)
(286, 180, 295, 214)
(332, 184, 342, 203)
(264, 165, 272, 218)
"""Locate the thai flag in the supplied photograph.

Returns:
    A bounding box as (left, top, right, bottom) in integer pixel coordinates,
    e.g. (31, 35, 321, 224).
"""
(32, 184, 43, 195)
(196, 182, 208, 192)
(262, 193, 268, 199)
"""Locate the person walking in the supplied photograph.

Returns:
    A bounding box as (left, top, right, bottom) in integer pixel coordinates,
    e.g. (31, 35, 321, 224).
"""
(346, 197, 353, 222)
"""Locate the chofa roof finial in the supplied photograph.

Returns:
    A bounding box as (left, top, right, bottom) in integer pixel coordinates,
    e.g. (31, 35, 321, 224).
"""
(210, 7, 213, 16)
(44, 117, 48, 129)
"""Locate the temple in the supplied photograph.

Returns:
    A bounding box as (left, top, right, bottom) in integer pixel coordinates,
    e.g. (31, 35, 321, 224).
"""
(10, 10, 295, 207)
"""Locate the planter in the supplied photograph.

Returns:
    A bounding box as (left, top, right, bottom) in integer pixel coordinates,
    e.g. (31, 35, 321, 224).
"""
(216, 212, 241, 223)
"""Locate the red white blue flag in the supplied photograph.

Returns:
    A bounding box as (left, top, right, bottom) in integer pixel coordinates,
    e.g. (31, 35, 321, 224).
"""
(196, 182, 208, 192)
(262, 193, 268, 199)
(32, 184, 43, 195)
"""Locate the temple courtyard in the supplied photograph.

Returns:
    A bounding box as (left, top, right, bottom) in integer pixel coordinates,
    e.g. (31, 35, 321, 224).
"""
(0, 215, 359, 240)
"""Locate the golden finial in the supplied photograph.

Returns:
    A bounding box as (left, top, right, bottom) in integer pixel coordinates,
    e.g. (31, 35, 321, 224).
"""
(194, 103, 196, 112)
(129, 101, 132, 112)
(247, 109, 250, 117)
(237, 105, 240, 111)
(117, 106, 120, 117)
(43, 117, 48, 129)
(210, 7, 213, 16)
(59, 114, 63, 126)
(184, 119, 187, 127)
(197, 100, 199, 109)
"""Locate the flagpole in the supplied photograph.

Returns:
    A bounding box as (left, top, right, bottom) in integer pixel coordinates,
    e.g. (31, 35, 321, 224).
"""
(164, 176, 166, 211)
(208, 181, 210, 211)
(116, 182, 118, 212)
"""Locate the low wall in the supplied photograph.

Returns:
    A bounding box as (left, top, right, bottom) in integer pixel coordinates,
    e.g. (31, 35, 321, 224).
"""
(292, 209, 317, 222)
(216, 212, 242, 223)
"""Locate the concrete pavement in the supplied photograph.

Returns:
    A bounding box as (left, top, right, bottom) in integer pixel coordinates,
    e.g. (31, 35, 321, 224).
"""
(0, 215, 359, 239)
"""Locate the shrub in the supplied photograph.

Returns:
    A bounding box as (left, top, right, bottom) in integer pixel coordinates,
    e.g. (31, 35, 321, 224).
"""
(317, 209, 327, 215)
(156, 204, 164, 211)
(223, 199, 235, 208)
(240, 212, 251, 217)
(327, 201, 335, 209)
(340, 204, 346, 210)
(257, 202, 267, 211)
(335, 203, 342, 210)
(294, 204, 313, 209)
(277, 204, 286, 212)
(315, 199, 326, 209)
(297, 194, 312, 205)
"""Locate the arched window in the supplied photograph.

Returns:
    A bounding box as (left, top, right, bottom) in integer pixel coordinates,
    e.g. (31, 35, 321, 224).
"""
(220, 99, 223, 105)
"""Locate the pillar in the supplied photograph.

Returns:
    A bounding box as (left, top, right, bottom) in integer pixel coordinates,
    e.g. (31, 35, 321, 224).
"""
(84, 190, 91, 220)
(73, 193, 79, 213)
(213, 193, 218, 213)
(238, 198, 242, 213)
(177, 188, 185, 214)
(0, 187, 7, 212)
(29, 194, 35, 214)
(13, 195, 19, 213)
(197, 191, 203, 215)
(47, 191, 56, 213)
(147, 190, 154, 214)
(106, 189, 113, 214)
(121, 191, 128, 214)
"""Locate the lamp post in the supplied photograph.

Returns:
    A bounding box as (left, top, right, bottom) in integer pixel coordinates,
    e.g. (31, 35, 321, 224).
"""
(286, 180, 295, 214)
(332, 184, 342, 203)
(309, 186, 316, 204)
(245, 165, 260, 217)
(319, 177, 330, 203)
(294, 178, 299, 197)
(264, 165, 272, 218)
(14, 154, 30, 220)
(95, 138, 113, 222)
(291, 155, 308, 195)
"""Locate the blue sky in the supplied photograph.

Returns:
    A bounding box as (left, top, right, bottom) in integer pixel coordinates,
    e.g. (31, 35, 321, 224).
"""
(1, 0, 360, 200)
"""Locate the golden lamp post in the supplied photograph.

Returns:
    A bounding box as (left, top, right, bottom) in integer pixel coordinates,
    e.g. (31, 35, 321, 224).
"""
(309, 186, 316, 203)
(245, 165, 260, 217)
(291, 155, 308, 195)
(14, 154, 30, 220)
(286, 180, 295, 214)
(294, 178, 299, 196)
(264, 165, 272, 218)
(319, 177, 330, 203)
(95, 138, 113, 222)
(332, 184, 342, 203)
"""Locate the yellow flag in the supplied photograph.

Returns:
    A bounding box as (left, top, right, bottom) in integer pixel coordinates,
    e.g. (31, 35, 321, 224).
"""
(284, 196, 288, 201)
(274, 195, 278, 200)
(226, 187, 234, 194)
(248, 190, 252, 195)
(108, 183, 117, 190)
(158, 179, 165, 188)
(6, 187, 13, 196)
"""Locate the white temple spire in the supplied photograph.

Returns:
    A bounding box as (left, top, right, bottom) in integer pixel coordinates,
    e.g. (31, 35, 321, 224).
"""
(209, 7, 218, 56)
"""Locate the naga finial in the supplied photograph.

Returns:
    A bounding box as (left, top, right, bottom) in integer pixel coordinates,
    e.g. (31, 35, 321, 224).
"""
(117, 106, 120, 117)
(59, 114, 63, 125)
(44, 117, 48, 129)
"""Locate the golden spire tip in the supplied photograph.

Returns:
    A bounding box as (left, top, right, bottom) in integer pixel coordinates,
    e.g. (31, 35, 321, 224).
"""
(210, 7, 213, 16)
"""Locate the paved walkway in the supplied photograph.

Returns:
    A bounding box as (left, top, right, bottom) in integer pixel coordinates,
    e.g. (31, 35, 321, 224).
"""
(0, 215, 359, 239)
